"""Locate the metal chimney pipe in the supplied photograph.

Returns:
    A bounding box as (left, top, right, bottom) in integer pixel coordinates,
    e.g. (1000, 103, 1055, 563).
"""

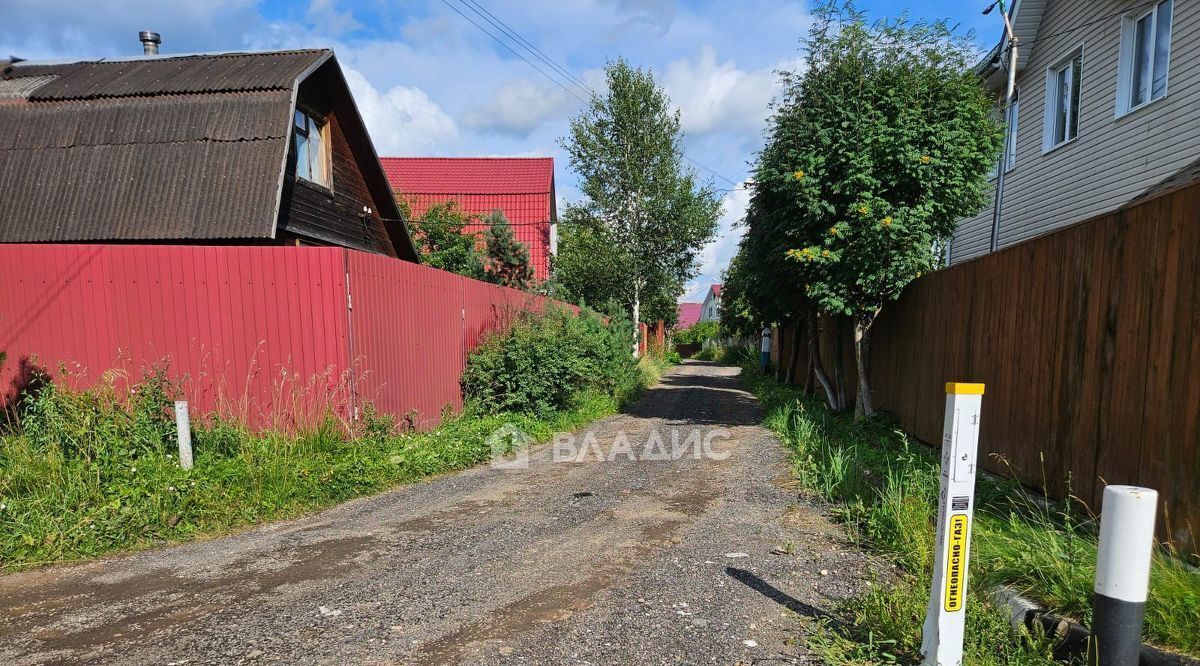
(139, 31, 161, 56)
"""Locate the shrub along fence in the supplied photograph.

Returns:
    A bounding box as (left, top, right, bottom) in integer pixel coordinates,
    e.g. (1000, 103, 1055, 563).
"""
(0, 244, 569, 430)
(774, 179, 1200, 551)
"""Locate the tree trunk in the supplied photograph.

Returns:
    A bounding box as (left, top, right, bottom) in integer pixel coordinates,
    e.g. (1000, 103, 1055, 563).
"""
(808, 310, 839, 411)
(787, 320, 802, 385)
(631, 284, 641, 358)
(853, 318, 875, 419)
(833, 316, 848, 413)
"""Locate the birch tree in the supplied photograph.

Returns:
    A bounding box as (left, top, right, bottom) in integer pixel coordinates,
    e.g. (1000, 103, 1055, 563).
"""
(561, 58, 721, 355)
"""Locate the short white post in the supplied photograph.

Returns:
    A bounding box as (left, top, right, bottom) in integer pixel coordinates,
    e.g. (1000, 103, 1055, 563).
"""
(174, 400, 193, 471)
(921, 382, 985, 666)
(1090, 485, 1157, 666)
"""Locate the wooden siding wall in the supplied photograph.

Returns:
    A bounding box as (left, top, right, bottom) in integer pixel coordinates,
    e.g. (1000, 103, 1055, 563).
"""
(784, 181, 1200, 549)
(277, 71, 397, 257)
(953, 0, 1200, 263)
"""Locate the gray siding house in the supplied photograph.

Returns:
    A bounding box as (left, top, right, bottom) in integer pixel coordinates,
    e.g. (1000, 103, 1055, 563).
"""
(952, 0, 1197, 263)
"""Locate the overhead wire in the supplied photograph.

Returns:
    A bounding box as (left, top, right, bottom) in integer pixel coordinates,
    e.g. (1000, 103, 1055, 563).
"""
(440, 0, 749, 191)
(438, 0, 589, 105)
(458, 0, 594, 99)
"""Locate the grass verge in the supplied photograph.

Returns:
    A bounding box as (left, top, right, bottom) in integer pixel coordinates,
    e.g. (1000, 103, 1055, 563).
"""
(1, 354, 669, 572)
(737, 356, 1200, 662)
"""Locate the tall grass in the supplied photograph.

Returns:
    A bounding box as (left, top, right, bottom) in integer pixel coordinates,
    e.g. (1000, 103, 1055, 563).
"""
(1, 310, 662, 570)
(740, 359, 1200, 660)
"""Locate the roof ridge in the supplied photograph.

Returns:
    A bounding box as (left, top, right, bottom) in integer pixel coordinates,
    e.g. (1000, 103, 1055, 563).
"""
(9, 48, 332, 69)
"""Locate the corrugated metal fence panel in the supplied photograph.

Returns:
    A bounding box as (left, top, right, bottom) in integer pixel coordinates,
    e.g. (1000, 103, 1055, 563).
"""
(0, 244, 351, 428)
(0, 243, 577, 433)
(345, 252, 467, 429)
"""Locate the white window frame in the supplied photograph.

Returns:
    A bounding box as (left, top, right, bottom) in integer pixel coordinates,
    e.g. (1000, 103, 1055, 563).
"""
(294, 108, 332, 189)
(1042, 47, 1083, 153)
(1116, 0, 1173, 117)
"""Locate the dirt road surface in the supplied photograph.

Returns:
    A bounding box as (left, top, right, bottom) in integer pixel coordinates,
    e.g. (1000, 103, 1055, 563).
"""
(0, 361, 878, 665)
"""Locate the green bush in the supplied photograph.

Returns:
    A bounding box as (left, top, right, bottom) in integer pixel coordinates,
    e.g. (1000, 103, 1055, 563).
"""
(461, 307, 641, 416)
(673, 320, 719, 345)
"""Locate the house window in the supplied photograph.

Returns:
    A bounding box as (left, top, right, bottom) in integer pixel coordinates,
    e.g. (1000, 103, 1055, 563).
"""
(1043, 50, 1082, 151)
(294, 109, 330, 188)
(1117, 0, 1173, 115)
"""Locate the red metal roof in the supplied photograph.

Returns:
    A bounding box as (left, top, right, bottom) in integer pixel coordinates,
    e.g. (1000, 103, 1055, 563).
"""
(677, 302, 702, 329)
(380, 157, 556, 280)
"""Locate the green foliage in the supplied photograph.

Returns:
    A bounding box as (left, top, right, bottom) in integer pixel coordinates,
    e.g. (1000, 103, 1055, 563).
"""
(560, 58, 721, 326)
(741, 358, 1200, 658)
(481, 210, 534, 290)
(732, 2, 1005, 415)
(0, 369, 621, 570)
(409, 201, 485, 278)
(764, 4, 1003, 321)
(461, 307, 643, 416)
(673, 320, 719, 345)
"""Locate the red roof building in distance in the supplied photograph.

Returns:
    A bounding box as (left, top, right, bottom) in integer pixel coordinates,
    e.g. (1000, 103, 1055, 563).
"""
(676, 303, 702, 329)
(380, 157, 557, 280)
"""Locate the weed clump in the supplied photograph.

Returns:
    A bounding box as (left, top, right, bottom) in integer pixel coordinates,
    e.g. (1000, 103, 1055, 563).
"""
(461, 306, 643, 416)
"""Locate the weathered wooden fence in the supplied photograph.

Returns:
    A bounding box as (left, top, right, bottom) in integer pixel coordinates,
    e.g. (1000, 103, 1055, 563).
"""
(775, 180, 1200, 549)
(0, 244, 569, 430)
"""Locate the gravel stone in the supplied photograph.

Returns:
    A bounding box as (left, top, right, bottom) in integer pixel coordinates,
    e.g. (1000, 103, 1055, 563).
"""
(0, 361, 881, 665)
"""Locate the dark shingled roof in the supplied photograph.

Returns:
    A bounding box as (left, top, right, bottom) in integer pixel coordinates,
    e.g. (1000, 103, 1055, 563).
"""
(0, 51, 335, 243)
(16, 50, 329, 100)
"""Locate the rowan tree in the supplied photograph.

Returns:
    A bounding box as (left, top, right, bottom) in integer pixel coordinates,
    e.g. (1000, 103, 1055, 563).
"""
(749, 2, 1003, 416)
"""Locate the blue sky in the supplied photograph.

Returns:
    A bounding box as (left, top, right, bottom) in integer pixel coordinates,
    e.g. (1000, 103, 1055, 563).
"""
(2, 0, 1001, 302)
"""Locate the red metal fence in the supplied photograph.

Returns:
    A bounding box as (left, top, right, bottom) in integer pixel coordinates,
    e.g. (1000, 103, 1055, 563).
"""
(0, 244, 566, 430)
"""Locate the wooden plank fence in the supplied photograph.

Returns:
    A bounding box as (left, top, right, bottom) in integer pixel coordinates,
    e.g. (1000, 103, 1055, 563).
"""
(775, 180, 1200, 550)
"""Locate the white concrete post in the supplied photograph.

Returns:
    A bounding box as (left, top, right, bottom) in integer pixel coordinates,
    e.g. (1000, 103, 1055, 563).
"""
(921, 382, 985, 666)
(174, 400, 193, 470)
(1090, 485, 1157, 665)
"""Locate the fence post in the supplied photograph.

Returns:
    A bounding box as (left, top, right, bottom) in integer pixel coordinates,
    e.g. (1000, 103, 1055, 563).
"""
(174, 400, 193, 471)
(921, 382, 985, 666)
(1090, 485, 1157, 665)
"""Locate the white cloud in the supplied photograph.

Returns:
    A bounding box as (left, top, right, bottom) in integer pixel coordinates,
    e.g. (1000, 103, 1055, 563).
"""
(342, 67, 459, 156)
(603, 0, 677, 36)
(684, 181, 751, 302)
(306, 0, 362, 37)
(462, 79, 579, 138)
(664, 46, 778, 137)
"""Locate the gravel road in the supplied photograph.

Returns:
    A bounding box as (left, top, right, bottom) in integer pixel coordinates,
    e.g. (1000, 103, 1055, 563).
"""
(0, 360, 880, 665)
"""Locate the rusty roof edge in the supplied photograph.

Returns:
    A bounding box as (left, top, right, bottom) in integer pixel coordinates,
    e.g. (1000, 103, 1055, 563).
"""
(267, 50, 334, 242)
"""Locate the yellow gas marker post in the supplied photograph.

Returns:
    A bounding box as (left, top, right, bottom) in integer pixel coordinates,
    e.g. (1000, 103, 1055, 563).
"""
(921, 382, 985, 666)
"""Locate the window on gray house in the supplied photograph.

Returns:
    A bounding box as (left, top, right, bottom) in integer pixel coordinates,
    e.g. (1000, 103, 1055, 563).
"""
(1119, 0, 1173, 114)
(1044, 51, 1081, 151)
